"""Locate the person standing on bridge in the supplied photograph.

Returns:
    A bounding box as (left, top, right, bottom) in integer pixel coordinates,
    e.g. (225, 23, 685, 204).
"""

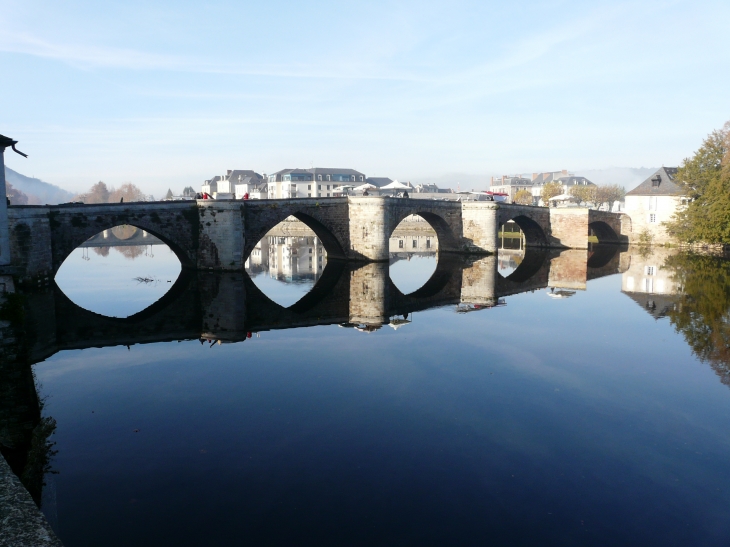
(243, 192, 249, 200)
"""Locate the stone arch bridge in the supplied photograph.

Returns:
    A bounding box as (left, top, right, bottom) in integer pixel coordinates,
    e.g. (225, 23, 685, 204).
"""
(6, 197, 628, 279)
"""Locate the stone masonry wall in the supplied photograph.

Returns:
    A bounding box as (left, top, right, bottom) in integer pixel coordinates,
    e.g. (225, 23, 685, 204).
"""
(7, 207, 53, 281)
(548, 208, 589, 249)
(197, 201, 245, 270)
(462, 202, 499, 253)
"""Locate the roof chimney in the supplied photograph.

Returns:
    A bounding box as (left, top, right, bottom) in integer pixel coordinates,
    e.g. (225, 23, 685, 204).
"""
(532, 173, 538, 181)
(561, 169, 568, 175)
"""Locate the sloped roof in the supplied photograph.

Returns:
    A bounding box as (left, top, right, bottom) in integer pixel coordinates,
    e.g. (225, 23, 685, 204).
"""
(226, 169, 263, 182)
(622, 291, 679, 320)
(366, 177, 393, 188)
(626, 167, 682, 196)
(556, 176, 595, 186)
(311, 167, 365, 176)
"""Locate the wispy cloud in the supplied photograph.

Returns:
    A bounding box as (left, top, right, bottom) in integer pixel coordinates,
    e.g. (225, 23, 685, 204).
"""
(0, 28, 423, 81)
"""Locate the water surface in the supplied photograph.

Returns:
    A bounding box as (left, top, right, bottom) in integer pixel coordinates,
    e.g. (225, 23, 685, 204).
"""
(5, 243, 730, 547)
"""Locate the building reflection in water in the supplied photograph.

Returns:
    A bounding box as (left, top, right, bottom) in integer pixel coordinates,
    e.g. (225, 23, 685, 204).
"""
(622, 248, 730, 384)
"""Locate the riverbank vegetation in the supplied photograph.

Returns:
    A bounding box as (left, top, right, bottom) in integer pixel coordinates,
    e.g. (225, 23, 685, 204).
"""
(664, 252, 730, 378)
(665, 121, 730, 245)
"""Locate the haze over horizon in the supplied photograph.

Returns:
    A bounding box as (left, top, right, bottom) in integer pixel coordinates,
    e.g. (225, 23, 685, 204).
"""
(1, 0, 728, 197)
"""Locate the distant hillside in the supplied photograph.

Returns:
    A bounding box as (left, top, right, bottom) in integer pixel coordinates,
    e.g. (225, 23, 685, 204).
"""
(4, 167, 74, 205)
(575, 167, 658, 192)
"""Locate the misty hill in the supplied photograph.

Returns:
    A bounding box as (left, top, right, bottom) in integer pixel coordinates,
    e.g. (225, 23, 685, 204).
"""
(4, 167, 74, 204)
(575, 167, 658, 192)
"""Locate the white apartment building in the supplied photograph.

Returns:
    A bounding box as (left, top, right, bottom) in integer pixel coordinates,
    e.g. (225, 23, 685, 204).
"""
(624, 167, 685, 245)
(267, 168, 366, 199)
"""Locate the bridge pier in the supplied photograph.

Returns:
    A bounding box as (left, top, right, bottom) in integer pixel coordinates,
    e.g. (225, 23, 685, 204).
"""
(460, 256, 497, 305)
(461, 202, 499, 254)
(197, 201, 245, 270)
(349, 262, 389, 324)
(348, 198, 391, 261)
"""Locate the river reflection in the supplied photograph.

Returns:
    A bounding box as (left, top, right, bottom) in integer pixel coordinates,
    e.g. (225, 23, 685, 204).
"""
(3, 245, 730, 546)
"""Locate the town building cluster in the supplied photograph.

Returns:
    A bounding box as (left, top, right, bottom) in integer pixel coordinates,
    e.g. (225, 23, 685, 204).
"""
(488, 170, 595, 205)
(200, 167, 454, 200)
(197, 165, 683, 245)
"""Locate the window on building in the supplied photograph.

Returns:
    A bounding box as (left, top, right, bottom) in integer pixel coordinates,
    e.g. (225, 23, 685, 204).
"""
(645, 266, 655, 275)
(412, 240, 417, 248)
(318, 175, 322, 181)
(309, 248, 312, 254)
(426, 239, 431, 249)
(399, 240, 404, 248)
(652, 175, 661, 187)
(327, 175, 331, 181)
(308, 192, 311, 197)
(327, 193, 330, 197)
(308, 185, 311, 190)
(649, 214, 657, 223)
(318, 185, 321, 190)
(327, 185, 330, 190)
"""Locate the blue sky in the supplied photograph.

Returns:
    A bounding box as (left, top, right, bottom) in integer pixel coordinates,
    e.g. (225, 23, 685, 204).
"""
(1, 0, 728, 196)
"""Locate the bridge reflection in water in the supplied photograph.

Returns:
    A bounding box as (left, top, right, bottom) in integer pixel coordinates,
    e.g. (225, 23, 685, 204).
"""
(7, 243, 730, 537)
(10, 245, 626, 366)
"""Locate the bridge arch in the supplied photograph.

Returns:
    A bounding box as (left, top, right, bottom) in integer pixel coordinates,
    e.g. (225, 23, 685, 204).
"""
(53, 221, 195, 274)
(588, 220, 619, 244)
(500, 214, 548, 247)
(243, 260, 352, 330)
(385, 205, 462, 254)
(243, 200, 349, 261)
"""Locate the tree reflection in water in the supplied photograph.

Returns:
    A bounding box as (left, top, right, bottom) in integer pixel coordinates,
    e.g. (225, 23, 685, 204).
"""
(664, 252, 730, 381)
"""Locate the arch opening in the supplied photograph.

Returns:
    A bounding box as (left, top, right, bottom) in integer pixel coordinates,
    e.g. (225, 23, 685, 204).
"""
(244, 258, 346, 315)
(54, 225, 183, 318)
(56, 220, 195, 273)
(588, 221, 620, 244)
(496, 217, 547, 282)
(497, 247, 548, 283)
(501, 215, 548, 248)
(587, 244, 620, 269)
(245, 215, 338, 308)
(387, 213, 441, 295)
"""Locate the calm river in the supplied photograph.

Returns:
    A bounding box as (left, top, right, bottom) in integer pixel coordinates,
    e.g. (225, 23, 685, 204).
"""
(3, 227, 730, 547)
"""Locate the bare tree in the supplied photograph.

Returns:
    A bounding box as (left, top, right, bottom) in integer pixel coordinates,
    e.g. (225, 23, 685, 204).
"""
(110, 183, 147, 203)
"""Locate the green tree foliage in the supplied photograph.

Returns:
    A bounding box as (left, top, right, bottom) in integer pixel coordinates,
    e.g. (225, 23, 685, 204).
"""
(514, 189, 533, 205)
(569, 185, 595, 206)
(663, 253, 730, 378)
(665, 122, 730, 244)
(541, 182, 562, 205)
